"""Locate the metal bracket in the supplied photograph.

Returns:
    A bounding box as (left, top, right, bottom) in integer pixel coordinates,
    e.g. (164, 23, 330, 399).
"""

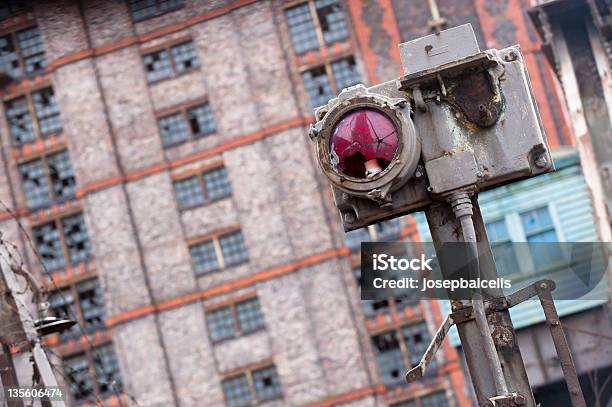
(405, 279, 587, 407)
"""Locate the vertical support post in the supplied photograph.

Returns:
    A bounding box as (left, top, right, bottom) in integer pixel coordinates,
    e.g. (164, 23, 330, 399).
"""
(425, 198, 537, 406)
(0, 345, 23, 407)
(536, 281, 587, 407)
(0, 247, 65, 407)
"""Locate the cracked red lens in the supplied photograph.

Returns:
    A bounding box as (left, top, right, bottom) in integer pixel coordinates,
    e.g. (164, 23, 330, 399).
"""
(329, 108, 399, 178)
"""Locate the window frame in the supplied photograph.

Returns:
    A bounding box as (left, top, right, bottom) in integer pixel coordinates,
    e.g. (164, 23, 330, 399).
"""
(18, 148, 76, 210)
(173, 165, 232, 210)
(156, 99, 216, 148)
(485, 204, 568, 279)
(32, 211, 91, 271)
(301, 55, 361, 109)
(189, 228, 249, 275)
(284, 0, 350, 55)
(4, 85, 62, 147)
(62, 342, 122, 404)
(49, 276, 107, 343)
(205, 296, 266, 344)
(0, 25, 46, 79)
(127, 0, 185, 22)
(371, 320, 434, 387)
(221, 362, 283, 407)
(142, 38, 199, 84)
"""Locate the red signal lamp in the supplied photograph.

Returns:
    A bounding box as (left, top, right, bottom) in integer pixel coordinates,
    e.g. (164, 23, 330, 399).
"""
(329, 108, 399, 179)
(310, 85, 420, 203)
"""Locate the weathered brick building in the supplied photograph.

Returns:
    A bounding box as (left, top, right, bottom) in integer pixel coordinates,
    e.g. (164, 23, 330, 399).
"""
(0, 1, 576, 406)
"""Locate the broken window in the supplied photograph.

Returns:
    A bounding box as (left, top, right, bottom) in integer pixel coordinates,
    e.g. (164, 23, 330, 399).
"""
(171, 41, 198, 73)
(19, 149, 76, 210)
(372, 330, 405, 387)
(127, 0, 184, 21)
(402, 322, 432, 369)
(187, 103, 215, 137)
(0, 25, 46, 79)
(49, 277, 107, 346)
(33, 221, 65, 271)
(5, 86, 62, 146)
(62, 213, 91, 264)
(285, 0, 348, 54)
(32, 87, 62, 136)
(64, 353, 95, 402)
(302, 65, 333, 109)
(49, 288, 80, 341)
(5, 95, 35, 145)
(302, 57, 361, 108)
(222, 365, 282, 407)
(252, 365, 282, 401)
(158, 102, 216, 148)
(143, 49, 172, 82)
(315, 0, 348, 45)
(331, 57, 360, 92)
(64, 343, 123, 403)
(93, 344, 123, 398)
(33, 212, 90, 271)
(48, 149, 77, 202)
(17, 26, 47, 75)
(143, 39, 198, 83)
(19, 158, 51, 209)
(0, 34, 20, 77)
(77, 279, 106, 335)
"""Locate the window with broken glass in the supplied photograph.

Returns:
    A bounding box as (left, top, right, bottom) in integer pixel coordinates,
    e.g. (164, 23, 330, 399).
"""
(33, 212, 91, 271)
(285, 0, 349, 54)
(63, 343, 122, 403)
(143, 40, 198, 83)
(127, 0, 184, 22)
(0, 25, 46, 80)
(222, 365, 282, 407)
(49, 277, 107, 342)
(371, 321, 435, 387)
(4, 86, 62, 146)
(206, 297, 265, 342)
(19, 149, 76, 210)
(302, 56, 360, 108)
(158, 101, 215, 147)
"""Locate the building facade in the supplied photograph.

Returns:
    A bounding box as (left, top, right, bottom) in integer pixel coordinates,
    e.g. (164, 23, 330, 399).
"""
(0, 0, 596, 406)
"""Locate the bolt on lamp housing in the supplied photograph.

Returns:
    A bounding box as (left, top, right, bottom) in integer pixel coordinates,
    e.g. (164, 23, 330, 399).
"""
(310, 85, 421, 205)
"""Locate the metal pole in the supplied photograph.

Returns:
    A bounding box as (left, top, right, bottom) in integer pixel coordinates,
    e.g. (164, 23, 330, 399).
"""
(425, 198, 537, 407)
(0, 246, 65, 407)
(449, 191, 509, 397)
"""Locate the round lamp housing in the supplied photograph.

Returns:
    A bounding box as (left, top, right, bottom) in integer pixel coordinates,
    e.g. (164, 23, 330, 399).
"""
(313, 85, 420, 202)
